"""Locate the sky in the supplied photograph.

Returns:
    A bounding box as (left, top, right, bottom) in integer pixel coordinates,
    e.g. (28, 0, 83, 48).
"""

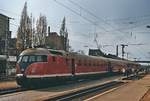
(0, 0, 150, 62)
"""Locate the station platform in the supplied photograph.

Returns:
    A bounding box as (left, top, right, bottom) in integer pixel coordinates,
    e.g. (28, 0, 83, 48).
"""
(86, 74, 150, 101)
(0, 81, 17, 90)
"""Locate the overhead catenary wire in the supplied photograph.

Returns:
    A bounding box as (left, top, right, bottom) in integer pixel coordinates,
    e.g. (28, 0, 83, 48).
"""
(72, 3, 150, 44)
(67, 0, 149, 49)
(125, 44, 149, 60)
(56, 0, 145, 47)
(53, 0, 109, 32)
(106, 14, 150, 22)
(67, 0, 127, 35)
(111, 19, 150, 32)
(54, 0, 123, 50)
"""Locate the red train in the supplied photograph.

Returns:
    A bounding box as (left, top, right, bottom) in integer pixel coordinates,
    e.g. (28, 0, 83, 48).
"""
(16, 48, 140, 86)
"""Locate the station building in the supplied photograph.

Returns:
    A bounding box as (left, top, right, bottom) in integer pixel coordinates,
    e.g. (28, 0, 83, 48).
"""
(0, 13, 17, 56)
(0, 13, 11, 54)
(45, 26, 69, 51)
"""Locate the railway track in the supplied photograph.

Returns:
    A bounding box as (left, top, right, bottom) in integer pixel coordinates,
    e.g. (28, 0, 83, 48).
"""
(0, 73, 121, 95)
(0, 87, 27, 95)
(0, 73, 145, 101)
(43, 73, 145, 101)
(44, 81, 124, 101)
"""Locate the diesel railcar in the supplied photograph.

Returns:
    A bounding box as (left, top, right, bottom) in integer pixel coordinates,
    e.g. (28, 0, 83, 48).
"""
(16, 48, 140, 86)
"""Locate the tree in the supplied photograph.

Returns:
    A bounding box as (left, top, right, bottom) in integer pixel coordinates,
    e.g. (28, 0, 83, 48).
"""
(31, 17, 35, 48)
(16, 2, 32, 52)
(64, 28, 69, 51)
(34, 14, 47, 47)
(60, 17, 66, 36)
(59, 17, 69, 51)
(26, 15, 32, 48)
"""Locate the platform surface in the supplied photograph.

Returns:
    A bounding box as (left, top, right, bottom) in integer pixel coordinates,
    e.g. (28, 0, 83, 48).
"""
(0, 81, 17, 90)
(0, 76, 122, 101)
(86, 74, 150, 101)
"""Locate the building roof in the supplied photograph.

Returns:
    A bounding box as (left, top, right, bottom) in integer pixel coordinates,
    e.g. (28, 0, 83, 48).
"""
(0, 13, 11, 19)
(48, 32, 59, 37)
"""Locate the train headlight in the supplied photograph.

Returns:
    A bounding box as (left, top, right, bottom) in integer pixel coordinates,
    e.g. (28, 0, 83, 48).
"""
(16, 74, 23, 77)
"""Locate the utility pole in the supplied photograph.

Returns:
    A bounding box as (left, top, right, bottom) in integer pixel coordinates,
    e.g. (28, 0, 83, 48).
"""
(126, 52, 129, 59)
(134, 58, 137, 61)
(121, 44, 128, 59)
(116, 45, 118, 57)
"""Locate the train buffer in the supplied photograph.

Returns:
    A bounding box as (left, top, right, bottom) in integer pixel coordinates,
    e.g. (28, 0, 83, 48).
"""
(85, 74, 150, 101)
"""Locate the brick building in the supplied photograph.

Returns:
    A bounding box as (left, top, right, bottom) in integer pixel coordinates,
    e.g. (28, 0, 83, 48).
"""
(8, 38, 17, 55)
(46, 32, 64, 50)
(45, 27, 69, 51)
(0, 13, 12, 55)
(0, 13, 17, 56)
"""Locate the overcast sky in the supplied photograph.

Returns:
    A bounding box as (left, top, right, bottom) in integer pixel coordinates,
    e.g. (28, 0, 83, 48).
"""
(0, 0, 150, 62)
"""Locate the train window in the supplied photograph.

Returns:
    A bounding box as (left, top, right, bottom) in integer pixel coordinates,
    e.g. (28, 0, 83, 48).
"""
(29, 56, 36, 62)
(19, 55, 47, 63)
(97, 62, 99, 66)
(91, 61, 93, 66)
(84, 60, 87, 66)
(52, 56, 56, 62)
(92, 61, 94, 66)
(66, 58, 69, 64)
(80, 60, 83, 66)
(42, 55, 47, 62)
(93, 61, 95, 66)
(37, 55, 47, 62)
(37, 56, 42, 62)
(78, 60, 81, 66)
(21, 56, 28, 62)
(89, 60, 91, 66)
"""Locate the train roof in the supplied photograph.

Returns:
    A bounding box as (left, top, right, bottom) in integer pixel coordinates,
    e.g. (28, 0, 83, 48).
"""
(20, 48, 140, 65)
(77, 54, 139, 65)
(20, 48, 67, 56)
(20, 48, 50, 56)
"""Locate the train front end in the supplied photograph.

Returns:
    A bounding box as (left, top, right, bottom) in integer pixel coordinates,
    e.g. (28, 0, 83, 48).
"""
(16, 48, 49, 87)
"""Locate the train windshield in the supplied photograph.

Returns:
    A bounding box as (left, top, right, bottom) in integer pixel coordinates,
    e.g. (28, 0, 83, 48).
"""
(17, 55, 47, 63)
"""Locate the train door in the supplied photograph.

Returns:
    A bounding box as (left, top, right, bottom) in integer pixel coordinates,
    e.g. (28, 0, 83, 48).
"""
(71, 58, 75, 75)
(108, 61, 112, 72)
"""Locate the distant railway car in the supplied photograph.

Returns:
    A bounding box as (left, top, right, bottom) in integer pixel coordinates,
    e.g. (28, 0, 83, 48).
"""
(16, 48, 140, 86)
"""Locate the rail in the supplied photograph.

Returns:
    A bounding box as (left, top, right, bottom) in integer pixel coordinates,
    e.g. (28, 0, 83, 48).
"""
(44, 72, 146, 101)
(0, 87, 25, 95)
(44, 81, 124, 101)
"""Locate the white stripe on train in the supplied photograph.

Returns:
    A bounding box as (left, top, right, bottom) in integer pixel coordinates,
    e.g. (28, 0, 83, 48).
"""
(25, 71, 108, 78)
